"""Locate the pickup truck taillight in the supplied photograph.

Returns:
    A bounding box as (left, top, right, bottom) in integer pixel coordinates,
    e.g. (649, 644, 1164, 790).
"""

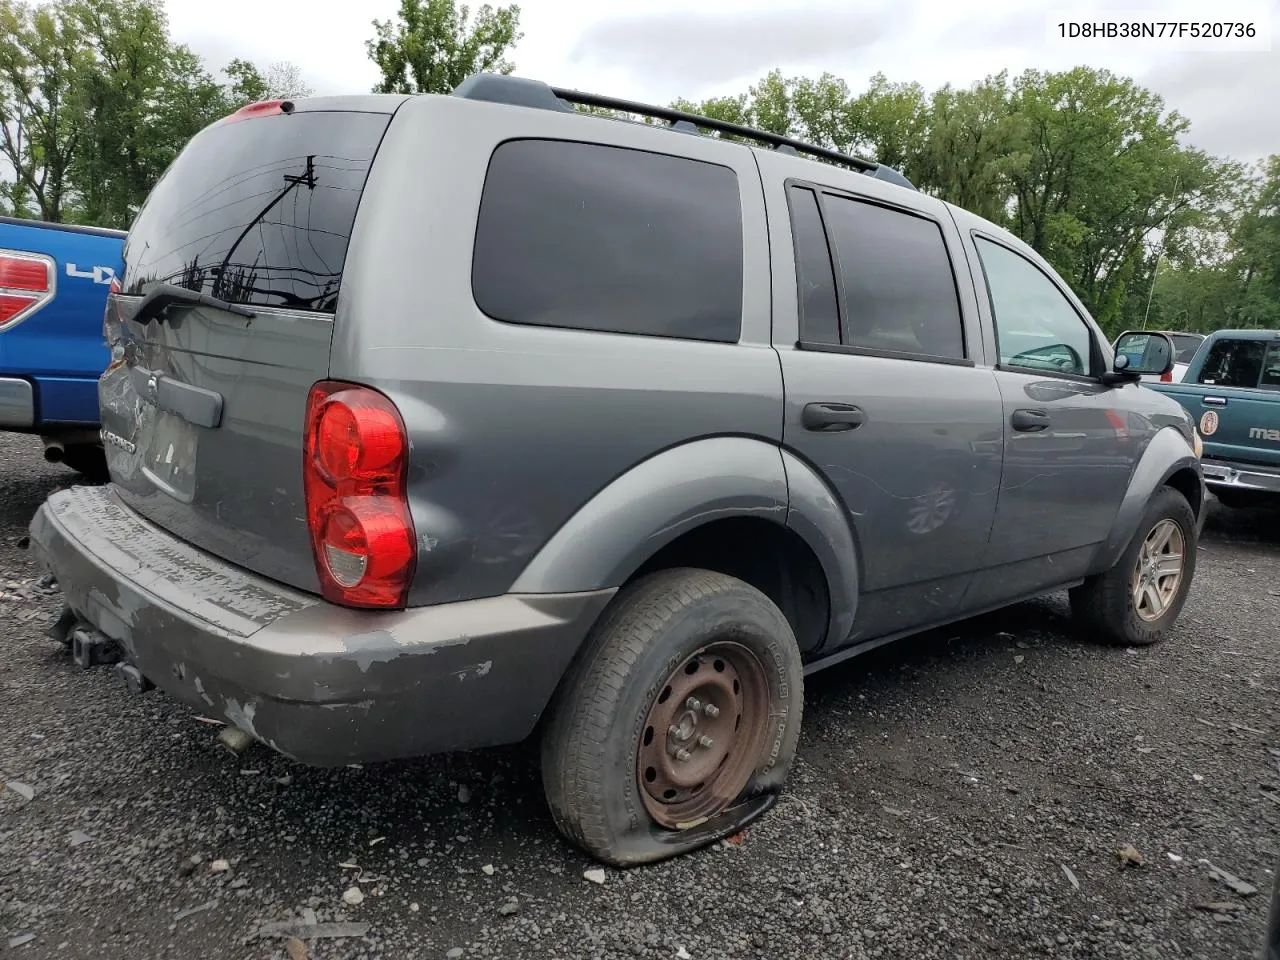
(303, 381, 417, 608)
(0, 249, 55, 331)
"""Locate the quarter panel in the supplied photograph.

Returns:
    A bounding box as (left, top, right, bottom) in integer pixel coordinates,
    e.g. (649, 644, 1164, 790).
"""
(336, 96, 784, 605)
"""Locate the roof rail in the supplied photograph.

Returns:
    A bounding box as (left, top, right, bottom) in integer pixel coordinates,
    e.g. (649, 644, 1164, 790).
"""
(450, 73, 917, 190)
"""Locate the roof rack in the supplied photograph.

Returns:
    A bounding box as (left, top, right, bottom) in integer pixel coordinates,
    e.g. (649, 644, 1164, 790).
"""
(450, 73, 917, 191)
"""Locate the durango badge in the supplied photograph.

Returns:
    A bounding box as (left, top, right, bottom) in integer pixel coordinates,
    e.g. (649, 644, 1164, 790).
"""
(1199, 410, 1219, 436)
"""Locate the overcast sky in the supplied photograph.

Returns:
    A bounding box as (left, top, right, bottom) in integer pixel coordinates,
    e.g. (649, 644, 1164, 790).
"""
(166, 0, 1279, 163)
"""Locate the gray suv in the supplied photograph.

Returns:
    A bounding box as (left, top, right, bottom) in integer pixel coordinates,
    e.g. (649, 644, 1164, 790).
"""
(30, 74, 1205, 867)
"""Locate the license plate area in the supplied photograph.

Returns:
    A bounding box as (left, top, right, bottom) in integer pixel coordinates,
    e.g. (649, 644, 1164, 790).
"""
(141, 407, 199, 503)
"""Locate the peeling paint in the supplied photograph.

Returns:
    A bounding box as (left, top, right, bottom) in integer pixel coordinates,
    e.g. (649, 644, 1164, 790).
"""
(340, 630, 401, 673)
(194, 676, 214, 706)
(223, 698, 259, 739)
(451, 660, 493, 682)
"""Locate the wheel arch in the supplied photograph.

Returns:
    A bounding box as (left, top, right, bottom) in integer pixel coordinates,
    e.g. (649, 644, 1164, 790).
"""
(509, 436, 860, 654)
(1093, 426, 1204, 573)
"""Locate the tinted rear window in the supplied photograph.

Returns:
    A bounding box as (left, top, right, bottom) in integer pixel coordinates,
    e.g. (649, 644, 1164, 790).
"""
(121, 110, 390, 312)
(1196, 338, 1269, 388)
(472, 139, 743, 343)
(1170, 334, 1203, 363)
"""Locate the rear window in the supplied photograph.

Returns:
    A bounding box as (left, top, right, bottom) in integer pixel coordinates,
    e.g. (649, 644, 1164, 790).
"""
(1170, 334, 1203, 364)
(121, 110, 391, 312)
(1195, 338, 1270, 389)
(472, 139, 743, 343)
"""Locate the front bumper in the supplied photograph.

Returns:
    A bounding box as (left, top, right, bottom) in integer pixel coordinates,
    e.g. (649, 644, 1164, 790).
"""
(30, 486, 614, 766)
(1200, 457, 1280, 496)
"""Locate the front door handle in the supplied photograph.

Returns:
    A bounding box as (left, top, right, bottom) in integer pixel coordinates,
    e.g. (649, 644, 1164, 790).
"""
(1203, 396, 1227, 406)
(802, 402, 866, 432)
(1010, 408, 1051, 432)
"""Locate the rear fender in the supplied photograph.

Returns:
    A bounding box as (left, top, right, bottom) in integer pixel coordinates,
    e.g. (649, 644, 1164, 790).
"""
(509, 437, 860, 646)
(1092, 426, 1203, 572)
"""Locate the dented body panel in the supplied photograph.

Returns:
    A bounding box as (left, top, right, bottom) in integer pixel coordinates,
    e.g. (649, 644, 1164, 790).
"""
(32, 485, 612, 765)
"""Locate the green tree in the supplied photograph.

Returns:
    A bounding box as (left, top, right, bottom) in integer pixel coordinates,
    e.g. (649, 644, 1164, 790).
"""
(69, 0, 230, 228)
(223, 57, 267, 105)
(0, 0, 90, 221)
(367, 0, 522, 95)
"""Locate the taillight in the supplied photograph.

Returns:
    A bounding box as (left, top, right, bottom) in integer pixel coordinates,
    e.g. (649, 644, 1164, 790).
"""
(1160, 370, 1173, 382)
(0, 249, 55, 331)
(303, 381, 417, 608)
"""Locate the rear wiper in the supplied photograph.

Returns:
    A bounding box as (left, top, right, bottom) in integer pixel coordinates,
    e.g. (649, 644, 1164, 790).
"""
(132, 282, 257, 325)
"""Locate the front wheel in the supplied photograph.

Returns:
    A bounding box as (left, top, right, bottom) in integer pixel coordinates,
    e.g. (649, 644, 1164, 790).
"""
(1070, 486, 1197, 646)
(540, 568, 804, 867)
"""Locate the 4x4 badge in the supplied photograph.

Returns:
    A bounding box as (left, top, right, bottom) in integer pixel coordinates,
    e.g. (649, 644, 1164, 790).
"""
(1199, 410, 1219, 436)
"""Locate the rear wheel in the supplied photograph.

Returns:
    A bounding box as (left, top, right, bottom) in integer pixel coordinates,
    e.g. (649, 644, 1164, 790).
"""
(1070, 486, 1197, 646)
(541, 568, 803, 867)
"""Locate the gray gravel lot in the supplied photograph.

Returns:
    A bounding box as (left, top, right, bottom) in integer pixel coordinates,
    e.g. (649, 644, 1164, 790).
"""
(1, 430, 1277, 960)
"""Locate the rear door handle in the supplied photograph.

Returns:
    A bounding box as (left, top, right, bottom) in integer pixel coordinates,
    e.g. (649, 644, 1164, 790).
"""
(1203, 396, 1227, 406)
(802, 402, 866, 432)
(1010, 408, 1051, 432)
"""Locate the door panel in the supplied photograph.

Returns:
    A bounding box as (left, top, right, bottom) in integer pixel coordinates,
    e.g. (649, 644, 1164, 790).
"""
(766, 172, 1004, 645)
(781, 349, 1005, 639)
(968, 233, 1134, 579)
(985, 372, 1134, 565)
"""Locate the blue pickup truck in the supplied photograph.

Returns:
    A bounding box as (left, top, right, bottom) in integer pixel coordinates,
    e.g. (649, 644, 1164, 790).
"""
(1121, 328, 1280, 508)
(0, 216, 124, 475)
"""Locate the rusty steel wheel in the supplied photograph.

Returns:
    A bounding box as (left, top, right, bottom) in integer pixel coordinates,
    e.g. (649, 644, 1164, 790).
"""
(636, 642, 771, 829)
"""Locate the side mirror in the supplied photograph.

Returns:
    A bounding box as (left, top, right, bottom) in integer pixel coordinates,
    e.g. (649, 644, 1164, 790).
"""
(1112, 331, 1175, 377)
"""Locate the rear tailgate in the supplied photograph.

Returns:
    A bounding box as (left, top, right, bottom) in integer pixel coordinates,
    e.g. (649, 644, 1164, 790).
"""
(102, 97, 402, 591)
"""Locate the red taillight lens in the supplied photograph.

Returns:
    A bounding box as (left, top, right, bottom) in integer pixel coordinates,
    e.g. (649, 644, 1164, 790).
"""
(303, 382, 416, 609)
(1160, 370, 1173, 382)
(0, 249, 53, 330)
(220, 99, 293, 124)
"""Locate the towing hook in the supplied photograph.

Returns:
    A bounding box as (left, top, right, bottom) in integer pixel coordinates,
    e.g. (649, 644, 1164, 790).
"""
(69, 626, 120, 670)
(114, 662, 154, 695)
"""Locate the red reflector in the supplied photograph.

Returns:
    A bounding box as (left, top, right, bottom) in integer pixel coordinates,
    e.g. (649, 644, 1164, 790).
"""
(0, 292, 39, 324)
(0, 254, 51, 292)
(303, 382, 417, 609)
(220, 99, 294, 124)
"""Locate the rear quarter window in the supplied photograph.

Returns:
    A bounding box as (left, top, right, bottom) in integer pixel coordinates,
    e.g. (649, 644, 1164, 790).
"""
(121, 110, 391, 313)
(471, 139, 744, 343)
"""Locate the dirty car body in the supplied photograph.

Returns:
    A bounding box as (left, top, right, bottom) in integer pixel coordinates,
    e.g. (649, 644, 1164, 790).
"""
(31, 77, 1204, 862)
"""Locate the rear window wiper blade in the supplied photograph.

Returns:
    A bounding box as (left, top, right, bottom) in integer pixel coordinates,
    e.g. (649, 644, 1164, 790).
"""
(132, 282, 257, 325)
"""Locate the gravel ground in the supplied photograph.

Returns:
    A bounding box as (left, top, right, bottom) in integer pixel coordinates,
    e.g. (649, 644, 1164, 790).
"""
(1, 430, 1277, 960)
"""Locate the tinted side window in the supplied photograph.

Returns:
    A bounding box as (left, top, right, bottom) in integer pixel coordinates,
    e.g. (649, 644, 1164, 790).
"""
(1261, 343, 1280, 390)
(822, 195, 965, 360)
(786, 186, 840, 345)
(473, 140, 743, 343)
(123, 111, 391, 312)
(1196, 338, 1267, 388)
(974, 237, 1094, 377)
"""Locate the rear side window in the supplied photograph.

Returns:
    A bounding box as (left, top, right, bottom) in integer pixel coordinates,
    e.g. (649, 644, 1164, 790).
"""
(821, 195, 966, 360)
(472, 139, 743, 343)
(786, 186, 840, 345)
(1196, 338, 1268, 388)
(122, 110, 391, 312)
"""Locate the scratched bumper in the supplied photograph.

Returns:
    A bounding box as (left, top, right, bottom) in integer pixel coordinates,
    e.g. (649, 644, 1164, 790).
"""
(29, 486, 615, 766)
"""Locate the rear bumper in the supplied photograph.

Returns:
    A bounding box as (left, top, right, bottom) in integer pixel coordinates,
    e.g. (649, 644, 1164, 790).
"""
(1201, 457, 1280, 496)
(0, 376, 34, 428)
(30, 486, 614, 766)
